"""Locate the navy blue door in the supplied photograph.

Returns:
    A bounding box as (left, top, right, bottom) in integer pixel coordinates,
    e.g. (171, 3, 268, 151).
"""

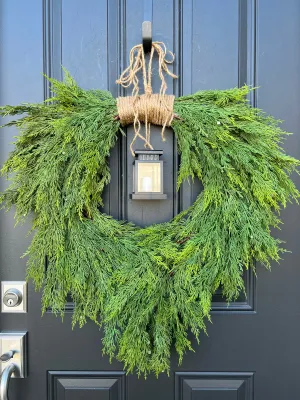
(1, 1, 300, 399)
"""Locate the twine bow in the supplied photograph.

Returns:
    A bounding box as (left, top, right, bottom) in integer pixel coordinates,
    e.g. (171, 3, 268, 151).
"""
(116, 42, 178, 155)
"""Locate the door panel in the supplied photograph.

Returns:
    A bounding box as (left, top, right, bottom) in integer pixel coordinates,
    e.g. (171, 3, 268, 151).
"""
(48, 371, 126, 400)
(1, 0, 300, 399)
(175, 373, 254, 400)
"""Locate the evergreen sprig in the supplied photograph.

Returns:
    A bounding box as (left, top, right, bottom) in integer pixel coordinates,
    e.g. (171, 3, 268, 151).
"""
(0, 72, 299, 376)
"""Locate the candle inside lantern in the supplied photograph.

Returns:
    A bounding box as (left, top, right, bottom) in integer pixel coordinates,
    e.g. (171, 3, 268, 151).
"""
(141, 176, 153, 192)
(138, 163, 161, 192)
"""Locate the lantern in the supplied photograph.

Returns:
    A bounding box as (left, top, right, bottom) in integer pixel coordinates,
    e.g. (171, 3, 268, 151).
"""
(131, 150, 167, 200)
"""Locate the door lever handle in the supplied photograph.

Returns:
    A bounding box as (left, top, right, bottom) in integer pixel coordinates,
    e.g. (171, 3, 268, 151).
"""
(0, 364, 16, 400)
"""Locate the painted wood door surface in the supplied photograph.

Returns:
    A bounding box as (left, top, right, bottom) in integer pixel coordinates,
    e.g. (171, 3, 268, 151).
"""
(1, 1, 300, 399)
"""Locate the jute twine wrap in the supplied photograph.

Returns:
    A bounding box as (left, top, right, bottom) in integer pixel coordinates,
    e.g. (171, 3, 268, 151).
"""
(117, 94, 175, 154)
(116, 42, 178, 155)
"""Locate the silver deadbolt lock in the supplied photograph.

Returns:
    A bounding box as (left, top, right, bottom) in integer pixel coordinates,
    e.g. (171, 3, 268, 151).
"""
(1, 282, 27, 313)
(3, 289, 22, 308)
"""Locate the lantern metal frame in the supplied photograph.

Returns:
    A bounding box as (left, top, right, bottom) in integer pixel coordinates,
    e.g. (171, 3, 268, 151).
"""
(131, 150, 167, 200)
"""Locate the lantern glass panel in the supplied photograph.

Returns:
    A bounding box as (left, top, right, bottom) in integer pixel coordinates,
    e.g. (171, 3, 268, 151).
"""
(137, 162, 161, 193)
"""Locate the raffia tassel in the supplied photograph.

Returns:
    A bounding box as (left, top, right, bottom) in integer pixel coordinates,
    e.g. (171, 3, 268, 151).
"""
(116, 41, 178, 154)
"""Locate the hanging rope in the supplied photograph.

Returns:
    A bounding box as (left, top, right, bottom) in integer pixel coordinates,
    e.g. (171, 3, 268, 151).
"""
(116, 42, 178, 155)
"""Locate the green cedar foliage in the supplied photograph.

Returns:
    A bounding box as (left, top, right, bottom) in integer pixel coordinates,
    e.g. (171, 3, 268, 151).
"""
(0, 72, 299, 376)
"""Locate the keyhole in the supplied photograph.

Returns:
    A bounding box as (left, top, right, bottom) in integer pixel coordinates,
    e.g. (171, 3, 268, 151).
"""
(7, 299, 14, 306)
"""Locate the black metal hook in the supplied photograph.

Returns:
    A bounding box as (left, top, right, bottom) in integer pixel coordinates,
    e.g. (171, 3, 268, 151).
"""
(142, 0, 153, 53)
(142, 21, 152, 53)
